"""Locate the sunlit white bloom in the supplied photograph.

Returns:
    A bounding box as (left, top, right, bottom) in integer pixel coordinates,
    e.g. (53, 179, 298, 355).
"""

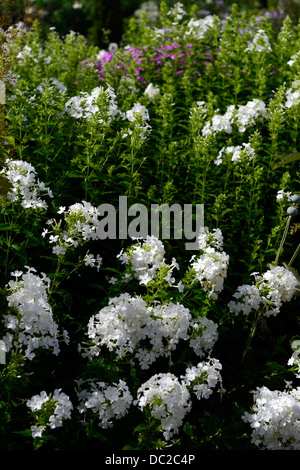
(135, 373, 191, 441)
(245, 29, 272, 53)
(144, 83, 160, 100)
(191, 248, 229, 299)
(44, 201, 101, 255)
(185, 15, 218, 40)
(242, 385, 300, 450)
(189, 316, 219, 358)
(228, 266, 299, 317)
(82, 291, 192, 369)
(27, 389, 73, 437)
(0, 159, 53, 209)
(2, 268, 69, 360)
(117, 235, 165, 285)
(276, 189, 293, 201)
(285, 88, 300, 108)
(215, 143, 256, 165)
(287, 50, 300, 66)
(76, 378, 133, 429)
(181, 358, 223, 399)
(65, 85, 122, 123)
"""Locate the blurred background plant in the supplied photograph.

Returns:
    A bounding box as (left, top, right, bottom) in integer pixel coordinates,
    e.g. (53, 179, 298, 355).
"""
(1, 0, 300, 49)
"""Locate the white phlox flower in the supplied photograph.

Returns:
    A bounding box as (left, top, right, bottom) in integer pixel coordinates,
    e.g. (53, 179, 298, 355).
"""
(215, 143, 256, 165)
(191, 228, 229, 299)
(181, 357, 223, 400)
(64, 84, 122, 123)
(245, 29, 272, 53)
(27, 389, 73, 438)
(2, 268, 69, 360)
(0, 159, 53, 209)
(242, 385, 300, 450)
(44, 201, 101, 255)
(76, 378, 133, 429)
(189, 316, 219, 358)
(135, 372, 192, 441)
(228, 265, 299, 317)
(144, 83, 160, 100)
(81, 292, 192, 369)
(117, 235, 165, 285)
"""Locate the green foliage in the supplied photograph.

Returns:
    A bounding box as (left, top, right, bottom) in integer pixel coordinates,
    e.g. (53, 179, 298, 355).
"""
(0, 0, 300, 452)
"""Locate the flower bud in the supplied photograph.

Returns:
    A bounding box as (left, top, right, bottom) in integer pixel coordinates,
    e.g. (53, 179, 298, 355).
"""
(287, 206, 298, 216)
(291, 194, 300, 203)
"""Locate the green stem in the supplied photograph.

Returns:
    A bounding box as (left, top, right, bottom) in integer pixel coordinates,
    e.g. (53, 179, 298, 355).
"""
(274, 216, 291, 266)
(288, 243, 300, 267)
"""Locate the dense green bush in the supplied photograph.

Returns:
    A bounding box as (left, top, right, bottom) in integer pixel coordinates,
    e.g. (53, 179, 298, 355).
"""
(0, 1, 299, 451)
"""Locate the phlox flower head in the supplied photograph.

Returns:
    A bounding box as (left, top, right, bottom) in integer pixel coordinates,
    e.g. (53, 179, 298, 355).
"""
(242, 385, 300, 450)
(184, 15, 219, 40)
(44, 201, 101, 256)
(2, 267, 69, 360)
(181, 357, 223, 400)
(144, 83, 160, 100)
(81, 293, 149, 361)
(191, 247, 229, 299)
(76, 378, 133, 429)
(135, 301, 192, 369)
(198, 227, 224, 251)
(64, 84, 122, 123)
(215, 143, 255, 166)
(27, 389, 73, 438)
(228, 265, 299, 317)
(117, 235, 165, 286)
(189, 316, 219, 358)
(0, 159, 53, 209)
(245, 29, 272, 53)
(135, 372, 192, 441)
(81, 292, 193, 369)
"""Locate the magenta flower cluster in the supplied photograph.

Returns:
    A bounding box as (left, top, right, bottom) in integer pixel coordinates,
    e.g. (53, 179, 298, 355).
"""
(84, 42, 215, 87)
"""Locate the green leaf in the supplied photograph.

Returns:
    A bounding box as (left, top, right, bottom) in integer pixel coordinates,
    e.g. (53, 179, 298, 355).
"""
(273, 152, 300, 169)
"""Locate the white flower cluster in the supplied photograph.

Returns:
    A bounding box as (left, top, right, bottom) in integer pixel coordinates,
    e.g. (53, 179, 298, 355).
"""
(181, 357, 223, 400)
(16, 44, 52, 65)
(43, 201, 100, 256)
(64, 85, 121, 123)
(76, 378, 133, 429)
(276, 189, 293, 202)
(0, 159, 53, 209)
(185, 15, 218, 40)
(82, 293, 192, 369)
(27, 389, 73, 438)
(36, 77, 67, 95)
(242, 385, 300, 450)
(135, 301, 192, 368)
(287, 50, 300, 67)
(202, 105, 235, 136)
(228, 265, 299, 317)
(117, 235, 165, 285)
(245, 29, 272, 53)
(215, 143, 255, 166)
(167, 2, 187, 23)
(2, 268, 69, 360)
(123, 102, 151, 141)
(285, 87, 300, 108)
(135, 360, 223, 440)
(191, 228, 229, 299)
(202, 99, 267, 136)
(135, 372, 192, 441)
(144, 83, 160, 100)
(189, 316, 219, 358)
(235, 99, 268, 132)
